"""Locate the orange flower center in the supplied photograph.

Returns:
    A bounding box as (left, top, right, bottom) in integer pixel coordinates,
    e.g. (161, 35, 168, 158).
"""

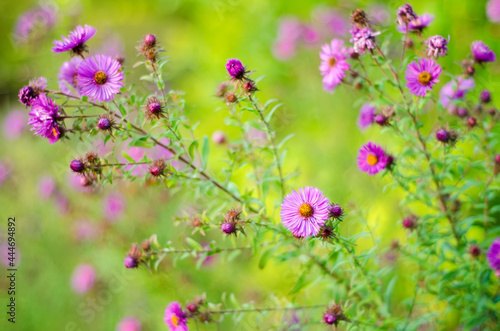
(328, 57, 337, 67)
(52, 127, 58, 137)
(299, 203, 314, 218)
(94, 71, 108, 85)
(171, 315, 180, 326)
(418, 72, 431, 85)
(367, 154, 378, 166)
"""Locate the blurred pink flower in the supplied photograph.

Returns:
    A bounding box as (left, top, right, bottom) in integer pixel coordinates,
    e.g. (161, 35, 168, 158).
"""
(71, 264, 96, 294)
(38, 175, 56, 199)
(103, 193, 125, 221)
(487, 0, 500, 23)
(73, 219, 98, 242)
(3, 110, 26, 140)
(117, 316, 142, 331)
(0, 162, 10, 187)
(314, 8, 349, 36)
(67, 173, 94, 193)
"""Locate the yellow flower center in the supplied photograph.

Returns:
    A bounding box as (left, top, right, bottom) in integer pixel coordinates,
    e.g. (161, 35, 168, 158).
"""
(52, 127, 58, 137)
(367, 154, 378, 166)
(328, 57, 337, 67)
(418, 72, 431, 85)
(171, 315, 180, 326)
(299, 203, 314, 218)
(94, 71, 108, 85)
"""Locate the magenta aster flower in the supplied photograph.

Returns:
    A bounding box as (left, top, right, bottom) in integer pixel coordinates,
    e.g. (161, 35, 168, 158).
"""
(28, 93, 61, 144)
(357, 103, 376, 131)
(117, 316, 142, 331)
(357, 142, 389, 175)
(58, 57, 82, 95)
(225, 59, 247, 79)
(425, 35, 449, 58)
(471, 41, 496, 63)
(77, 54, 124, 102)
(3, 110, 26, 140)
(487, 0, 500, 23)
(280, 186, 330, 237)
(52, 24, 97, 54)
(396, 4, 417, 26)
(405, 58, 442, 97)
(319, 39, 350, 93)
(70, 264, 96, 294)
(164, 302, 188, 331)
(349, 27, 380, 53)
(439, 78, 475, 109)
(487, 238, 500, 272)
(397, 14, 434, 33)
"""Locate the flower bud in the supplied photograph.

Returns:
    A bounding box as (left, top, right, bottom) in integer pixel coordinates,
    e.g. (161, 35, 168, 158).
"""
(144, 34, 156, 47)
(467, 116, 477, 128)
(221, 222, 236, 235)
(480, 90, 491, 103)
(328, 204, 345, 220)
(402, 215, 417, 230)
(124, 256, 137, 269)
(212, 131, 227, 145)
(469, 244, 481, 257)
(226, 93, 237, 103)
(457, 107, 468, 118)
(374, 114, 387, 126)
(97, 117, 111, 131)
(225, 59, 246, 79)
(70, 159, 85, 173)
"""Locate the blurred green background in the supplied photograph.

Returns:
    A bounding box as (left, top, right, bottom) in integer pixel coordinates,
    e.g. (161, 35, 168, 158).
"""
(0, 0, 498, 330)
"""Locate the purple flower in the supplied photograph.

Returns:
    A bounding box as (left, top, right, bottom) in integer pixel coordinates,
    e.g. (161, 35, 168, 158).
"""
(117, 316, 142, 331)
(480, 90, 492, 103)
(487, 0, 500, 23)
(324, 313, 336, 325)
(272, 18, 302, 60)
(52, 24, 97, 54)
(77, 54, 124, 102)
(314, 9, 349, 36)
(439, 78, 475, 109)
(221, 222, 236, 235)
(349, 27, 380, 53)
(98, 117, 112, 130)
(329, 203, 345, 220)
(487, 238, 500, 272)
(18, 77, 47, 107)
(28, 93, 61, 144)
(280, 186, 330, 237)
(471, 41, 496, 63)
(357, 103, 376, 131)
(14, 4, 57, 43)
(426, 35, 449, 58)
(70, 264, 96, 294)
(38, 175, 56, 199)
(319, 39, 350, 93)
(225, 59, 246, 79)
(124, 256, 137, 269)
(164, 302, 188, 331)
(404, 58, 442, 97)
(58, 57, 82, 95)
(103, 193, 125, 221)
(3, 110, 26, 139)
(397, 14, 434, 33)
(357, 142, 389, 175)
(396, 4, 417, 26)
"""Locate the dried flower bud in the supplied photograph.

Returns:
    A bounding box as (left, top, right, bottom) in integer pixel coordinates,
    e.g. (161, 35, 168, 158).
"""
(351, 9, 369, 28)
(467, 116, 477, 128)
(226, 93, 237, 103)
(469, 244, 481, 257)
(402, 215, 417, 230)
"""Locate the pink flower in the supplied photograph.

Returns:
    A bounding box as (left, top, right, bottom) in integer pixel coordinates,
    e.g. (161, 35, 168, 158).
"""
(103, 193, 125, 221)
(319, 39, 350, 93)
(70, 264, 96, 294)
(404, 58, 442, 97)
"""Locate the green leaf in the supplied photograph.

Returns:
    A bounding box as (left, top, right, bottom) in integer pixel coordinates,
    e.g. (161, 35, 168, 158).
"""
(188, 140, 199, 160)
(265, 103, 283, 122)
(186, 237, 203, 251)
(201, 135, 209, 170)
(121, 151, 136, 163)
(289, 272, 311, 295)
(258, 249, 274, 269)
(384, 275, 397, 311)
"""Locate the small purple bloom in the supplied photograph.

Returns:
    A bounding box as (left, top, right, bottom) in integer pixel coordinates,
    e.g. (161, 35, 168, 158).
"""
(357, 142, 389, 175)
(98, 117, 111, 130)
(471, 41, 496, 63)
(70, 159, 85, 172)
(28, 93, 61, 144)
(124, 256, 137, 269)
(77, 54, 124, 102)
(58, 57, 82, 95)
(396, 4, 417, 26)
(349, 27, 380, 53)
(280, 186, 330, 237)
(487, 0, 500, 23)
(405, 58, 442, 97)
(480, 90, 492, 103)
(357, 103, 376, 131)
(439, 78, 475, 108)
(319, 39, 350, 93)
(324, 313, 336, 325)
(225, 59, 246, 79)
(426, 35, 449, 58)
(18, 77, 47, 107)
(487, 238, 500, 272)
(221, 222, 236, 235)
(435, 129, 448, 142)
(397, 14, 434, 33)
(38, 175, 56, 199)
(117, 316, 142, 331)
(103, 193, 125, 221)
(14, 4, 57, 43)
(70, 264, 96, 294)
(164, 302, 188, 331)
(3, 110, 26, 139)
(329, 203, 345, 220)
(52, 24, 97, 54)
